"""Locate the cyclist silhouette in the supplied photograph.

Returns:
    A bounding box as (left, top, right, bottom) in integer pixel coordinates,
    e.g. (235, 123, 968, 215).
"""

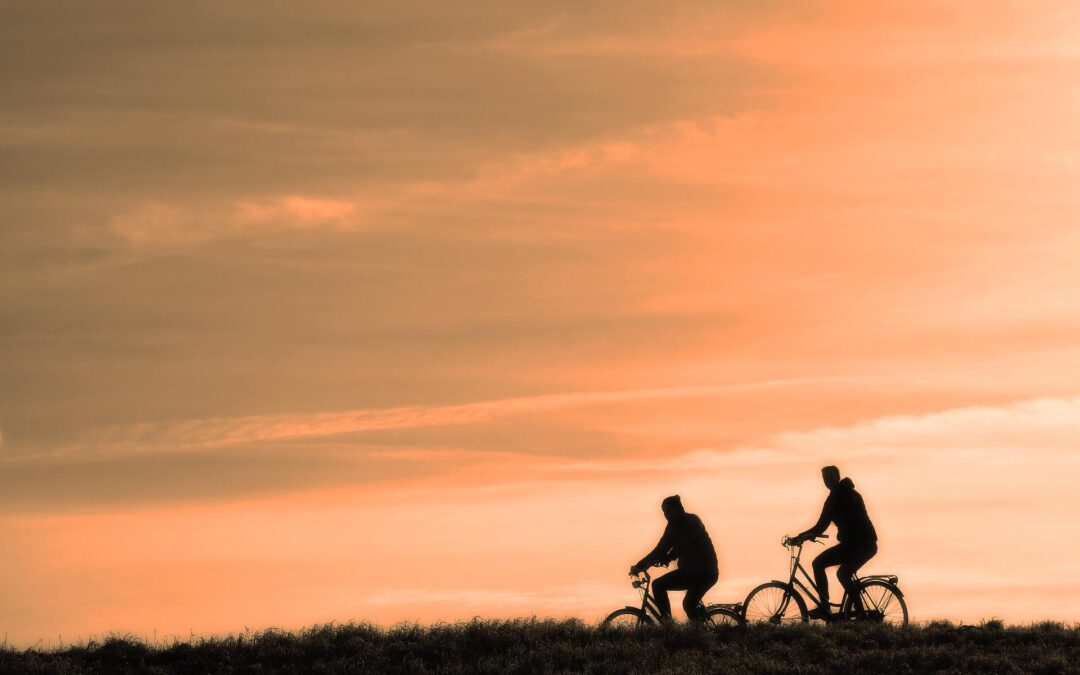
(630, 495, 718, 623)
(789, 465, 878, 619)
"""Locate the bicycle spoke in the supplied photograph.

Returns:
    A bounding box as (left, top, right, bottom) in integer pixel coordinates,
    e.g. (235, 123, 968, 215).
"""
(878, 590, 894, 613)
(764, 589, 778, 618)
(861, 589, 877, 611)
(746, 584, 803, 624)
(869, 587, 893, 614)
(706, 608, 741, 627)
(773, 593, 788, 620)
(853, 581, 907, 626)
(864, 587, 878, 609)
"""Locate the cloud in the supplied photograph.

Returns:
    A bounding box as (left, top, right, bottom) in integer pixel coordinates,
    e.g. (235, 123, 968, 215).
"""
(559, 395, 1080, 479)
(110, 195, 362, 248)
(0, 1, 776, 214)
(16, 389, 1079, 516)
(238, 196, 358, 226)
(771, 396, 1080, 454)
(69, 377, 841, 459)
(8, 0, 1079, 472)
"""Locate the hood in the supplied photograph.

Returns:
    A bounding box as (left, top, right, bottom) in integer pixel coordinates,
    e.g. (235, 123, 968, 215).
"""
(836, 477, 855, 491)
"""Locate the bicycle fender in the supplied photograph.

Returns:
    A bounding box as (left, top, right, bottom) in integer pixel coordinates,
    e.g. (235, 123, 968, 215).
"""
(858, 580, 904, 599)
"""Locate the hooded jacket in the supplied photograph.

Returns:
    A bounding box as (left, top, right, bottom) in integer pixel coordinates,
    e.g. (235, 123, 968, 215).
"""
(803, 477, 878, 544)
(636, 512, 719, 577)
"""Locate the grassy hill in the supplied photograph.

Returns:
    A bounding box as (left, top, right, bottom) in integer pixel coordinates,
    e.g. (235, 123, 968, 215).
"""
(3, 619, 1077, 674)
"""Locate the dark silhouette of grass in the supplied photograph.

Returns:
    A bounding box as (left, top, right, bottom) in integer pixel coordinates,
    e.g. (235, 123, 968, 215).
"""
(1, 619, 1077, 674)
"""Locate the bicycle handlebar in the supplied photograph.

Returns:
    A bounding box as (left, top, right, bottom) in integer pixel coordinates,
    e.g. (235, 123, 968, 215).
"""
(782, 533, 830, 547)
(628, 568, 652, 590)
(628, 561, 669, 576)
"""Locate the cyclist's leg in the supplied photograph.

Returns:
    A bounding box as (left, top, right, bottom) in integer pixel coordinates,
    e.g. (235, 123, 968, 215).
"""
(681, 571, 718, 623)
(838, 540, 878, 613)
(652, 569, 690, 619)
(811, 544, 847, 608)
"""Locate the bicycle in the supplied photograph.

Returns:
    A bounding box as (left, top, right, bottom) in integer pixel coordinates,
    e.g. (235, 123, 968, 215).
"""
(602, 566, 744, 627)
(742, 535, 908, 626)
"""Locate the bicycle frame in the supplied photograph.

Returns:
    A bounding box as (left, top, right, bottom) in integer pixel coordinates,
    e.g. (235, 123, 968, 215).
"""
(629, 571, 667, 622)
(781, 541, 836, 611)
(626, 569, 727, 622)
(776, 541, 902, 613)
(744, 535, 908, 625)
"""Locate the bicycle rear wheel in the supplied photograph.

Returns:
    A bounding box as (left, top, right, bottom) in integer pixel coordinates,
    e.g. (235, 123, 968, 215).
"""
(601, 607, 652, 627)
(843, 580, 908, 626)
(743, 582, 808, 624)
(704, 605, 743, 626)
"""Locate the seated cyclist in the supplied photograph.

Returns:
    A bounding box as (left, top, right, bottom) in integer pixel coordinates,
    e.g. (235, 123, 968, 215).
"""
(789, 465, 878, 619)
(629, 495, 718, 623)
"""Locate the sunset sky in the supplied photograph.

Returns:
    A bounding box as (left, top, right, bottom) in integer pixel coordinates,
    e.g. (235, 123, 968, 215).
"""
(3, 0, 1080, 646)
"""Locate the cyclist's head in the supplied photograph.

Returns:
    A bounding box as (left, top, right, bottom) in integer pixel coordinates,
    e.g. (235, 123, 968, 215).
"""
(821, 465, 841, 489)
(661, 495, 684, 519)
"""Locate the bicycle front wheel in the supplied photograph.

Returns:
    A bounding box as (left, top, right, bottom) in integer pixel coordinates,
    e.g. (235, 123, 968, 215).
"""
(704, 605, 743, 626)
(843, 580, 908, 626)
(601, 607, 652, 627)
(743, 582, 808, 624)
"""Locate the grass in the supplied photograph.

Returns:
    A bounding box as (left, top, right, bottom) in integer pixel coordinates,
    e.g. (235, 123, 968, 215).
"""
(1, 619, 1078, 674)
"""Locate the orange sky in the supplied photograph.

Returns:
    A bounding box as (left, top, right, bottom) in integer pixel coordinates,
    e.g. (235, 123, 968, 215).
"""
(2, 0, 1080, 647)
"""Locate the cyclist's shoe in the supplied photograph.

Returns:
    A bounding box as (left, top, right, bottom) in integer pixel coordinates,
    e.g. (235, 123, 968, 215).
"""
(807, 607, 832, 621)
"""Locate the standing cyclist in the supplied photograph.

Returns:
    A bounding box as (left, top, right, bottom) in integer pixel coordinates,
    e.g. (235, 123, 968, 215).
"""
(630, 495, 718, 623)
(789, 465, 878, 619)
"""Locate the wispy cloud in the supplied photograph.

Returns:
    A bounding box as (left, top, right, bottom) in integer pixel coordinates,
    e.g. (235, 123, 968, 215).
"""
(771, 396, 1080, 454)
(236, 196, 358, 227)
(558, 395, 1080, 478)
(110, 195, 362, 249)
(71, 377, 849, 459)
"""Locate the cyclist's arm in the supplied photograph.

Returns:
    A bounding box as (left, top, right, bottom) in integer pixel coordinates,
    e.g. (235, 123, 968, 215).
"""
(635, 523, 674, 569)
(797, 497, 832, 540)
